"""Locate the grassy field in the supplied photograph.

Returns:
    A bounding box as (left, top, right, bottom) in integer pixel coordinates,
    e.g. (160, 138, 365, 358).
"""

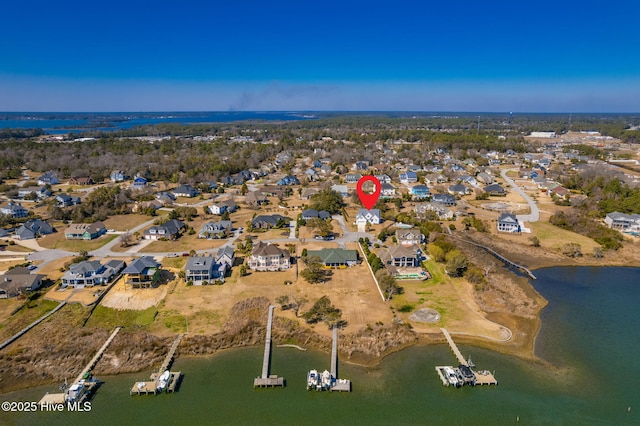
(38, 232, 119, 252)
(0, 297, 61, 341)
(102, 214, 153, 231)
(85, 305, 158, 329)
(0, 243, 33, 253)
(530, 221, 601, 252)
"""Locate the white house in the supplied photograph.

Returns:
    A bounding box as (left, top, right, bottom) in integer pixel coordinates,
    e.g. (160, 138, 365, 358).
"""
(497, 213, 521, 233)
(355, 209, 381, 231)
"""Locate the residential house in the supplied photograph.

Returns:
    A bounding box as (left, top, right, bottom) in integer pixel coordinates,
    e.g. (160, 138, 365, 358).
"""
(131, 175, 148, 189)
(549, 186, 570, 198)
(0, 267, 44, 299)
(319, 164, 332, 175)
(247, 242, 290, 271)
(305, 168, 318, 181)
(15, 219, 55, 240)
(396, 229, 424, 246)
(380, 244, 422, 270)
(110, 170, 128, 182)
(483, 184, 506, 196)
(245, 190, 268, 206)
(185, 254, 228, 285)
(198, 220, 232, 239)
(277, 175, 299, 186)
(410, 185, 430, 199)
(143, 219, 186, 240)
(61, 260, 125, 288)
(122, 256, 161, 288)
(216, 246, 235, 267)
(604, 212, 640, 232)
(155, 192, 176, 205)
(399, 171, 418, 184)
(476, 172, 494, 185)
(69, 177, 94, 186)
(306, 248, 358, 268)
(344, 173, 362, 184)
(132, 200, 163, 213)
(55, 193, 81, 207)
(380, 183, 396, 198)
(415, 202, 455, 220)
(220, 175, 241, 186)
(375, 174, 392, 184)
(497, 213, 521, 233)
(424, 174, 447, 185)
(432, 193, 456, 206)
(331, 184, 349, 197)
(260, 185, 288, 199)
(18, 186, 51, 200)
(459, 175, 478, 187)
(172, 184, 199, 198)
(209, 199, 236, 215)
(252, 214, 288, 229)
(0, 202, 29, 218)
(299, 188, 320, 200)
(448, 183, 471, 196)
(301, 209, 320, 221)
(355, 209, 381, 228)
(37, 171, 59, 185)
(65, 222, 107, 240)
(352, 160, 370, 171)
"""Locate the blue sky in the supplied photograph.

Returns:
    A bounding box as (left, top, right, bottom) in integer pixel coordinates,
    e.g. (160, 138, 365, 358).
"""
(1, 0, 639, 112)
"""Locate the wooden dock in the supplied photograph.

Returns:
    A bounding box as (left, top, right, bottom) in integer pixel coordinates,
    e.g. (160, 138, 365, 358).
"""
(131, 334, 184, 396)
(159, 334, 184, 374)
(441, 328, 467, 366)
(329, 327, 351, 392)
(254, 305, 284, 388)
(38, 328, 119, 405)
(75, 327, 121, 383)
(437, 329, 498, 387)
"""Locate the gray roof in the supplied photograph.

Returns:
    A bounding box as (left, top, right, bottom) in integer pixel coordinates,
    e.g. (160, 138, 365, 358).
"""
(122, 256, 160, 274)
(69, 260, 104, 275)
(185, 255, 215, 271)
(306, 248, 357, 265)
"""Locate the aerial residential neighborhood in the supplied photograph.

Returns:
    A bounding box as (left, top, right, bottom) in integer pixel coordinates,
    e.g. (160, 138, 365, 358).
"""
(0, 114, 639, 420)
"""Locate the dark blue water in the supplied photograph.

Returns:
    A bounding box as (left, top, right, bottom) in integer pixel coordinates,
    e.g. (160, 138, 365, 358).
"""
(2, 267, 639, 425)
(0, 112, 318, 134)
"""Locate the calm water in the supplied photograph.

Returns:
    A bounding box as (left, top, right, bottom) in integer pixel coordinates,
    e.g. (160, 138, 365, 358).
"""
(2, 267, 639, 425)
(0, 112, 317, 134)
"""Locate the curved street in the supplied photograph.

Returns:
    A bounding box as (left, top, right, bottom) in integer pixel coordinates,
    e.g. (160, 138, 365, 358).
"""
(500, 169, 540, 223)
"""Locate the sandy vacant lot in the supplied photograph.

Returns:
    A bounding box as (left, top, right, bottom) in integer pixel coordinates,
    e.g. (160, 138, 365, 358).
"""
(100, 275, 171, 310)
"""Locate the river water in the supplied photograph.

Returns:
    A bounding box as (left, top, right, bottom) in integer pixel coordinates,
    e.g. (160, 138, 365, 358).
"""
(1, 266, 639, 425)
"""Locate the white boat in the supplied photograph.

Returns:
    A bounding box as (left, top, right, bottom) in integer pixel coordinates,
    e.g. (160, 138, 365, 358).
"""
(307, 369, 319, 390)
(64, 380, 89, 403)
(321, 370, 332, 390)
(156, 370, 171, 391)
(443, 367, 460, 387)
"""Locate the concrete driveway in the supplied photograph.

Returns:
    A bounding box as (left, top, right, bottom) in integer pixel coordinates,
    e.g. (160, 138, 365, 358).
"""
(500, 169, 540, 223)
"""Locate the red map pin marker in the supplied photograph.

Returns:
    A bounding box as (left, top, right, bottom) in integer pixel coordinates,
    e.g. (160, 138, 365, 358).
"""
(356, 175, 381, 210)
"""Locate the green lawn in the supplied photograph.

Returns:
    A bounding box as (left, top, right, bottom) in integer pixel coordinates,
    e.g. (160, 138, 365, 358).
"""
(85, 306, 158, 328)
(39, 233, 119, 252)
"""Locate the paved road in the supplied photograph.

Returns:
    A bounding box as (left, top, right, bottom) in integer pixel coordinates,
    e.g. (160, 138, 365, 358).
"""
(500, 169, 540, 223)
(17, 213, 378, 269)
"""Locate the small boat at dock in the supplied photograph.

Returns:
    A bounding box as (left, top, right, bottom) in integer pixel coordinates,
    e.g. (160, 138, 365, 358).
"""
(307, 369, 319, 390)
